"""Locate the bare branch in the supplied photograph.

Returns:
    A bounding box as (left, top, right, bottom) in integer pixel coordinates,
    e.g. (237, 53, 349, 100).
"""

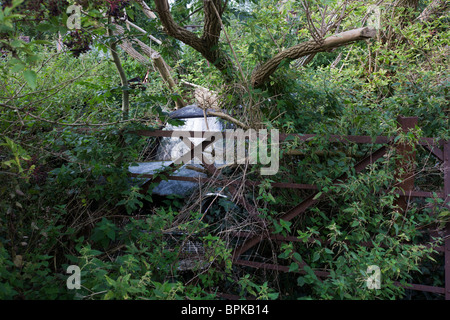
(108, 19, 129, 120)
(151, 52, 186, 109)
(125, 19, 162, 45)
(251, 27, 377, 87)
(117, 36, 152, 66)
(417, 0, 449, 23)
(134, 0, 157, 19)
(1, 103, 143, 127)
(207, 111, 249, 129)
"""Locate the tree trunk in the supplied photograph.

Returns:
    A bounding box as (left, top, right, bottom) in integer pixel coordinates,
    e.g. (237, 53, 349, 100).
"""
(154, 0, 235, 80)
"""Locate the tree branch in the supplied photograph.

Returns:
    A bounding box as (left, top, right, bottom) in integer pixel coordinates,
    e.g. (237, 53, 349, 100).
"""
(108, 21, 130, 120)
(151, 52, 186, 109)
(1, 103, 142, 127)
(417, 0, 449, 23)
(134, 0, 157, 19)
(153, 0, 234, 78)
(125, 19, 162, 45)
(111, 23, 186, 109)
(207, 110, 249, 129)
(251, 27, 377, 87)
(154, 0, 205, 52)
(202, 0, 224, 46)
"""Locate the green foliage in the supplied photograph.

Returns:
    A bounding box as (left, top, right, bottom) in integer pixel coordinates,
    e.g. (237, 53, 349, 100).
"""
(1, 136, 31, 176)
(63, 209, 275, 300)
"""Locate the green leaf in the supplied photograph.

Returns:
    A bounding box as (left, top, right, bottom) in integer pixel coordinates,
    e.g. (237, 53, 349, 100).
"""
(280, 219, 291, 232)
(36, 23, 53, 32)
(313, 192, 322, 200)
(10, 39, 24, 48)
(23, 69, 37, 90)
(32, 40, 52, 45)
(303, 265, 316, 277)
(289, 262, 299, 272)
(312, 251, 320, 262)
(297, 276, 306, 287)
(104, 291, 115, 300)
(11, 0, 24, 9)
(273, 221, 283, 234)
(105, 275, 116, 286)
(293, 252, 302, 262)
(11, 62, 25, 73)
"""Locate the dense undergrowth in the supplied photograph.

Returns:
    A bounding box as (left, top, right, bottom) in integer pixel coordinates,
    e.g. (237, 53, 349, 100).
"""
(0, 0, 449, 300)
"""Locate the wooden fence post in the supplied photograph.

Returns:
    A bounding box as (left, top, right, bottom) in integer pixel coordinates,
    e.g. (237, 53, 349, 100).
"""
(443, 141, 450, 300)
(394, 116, 418, 213)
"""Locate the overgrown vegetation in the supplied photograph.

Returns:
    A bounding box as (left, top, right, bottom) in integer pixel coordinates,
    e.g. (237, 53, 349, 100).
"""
(0, 0, 448, 300)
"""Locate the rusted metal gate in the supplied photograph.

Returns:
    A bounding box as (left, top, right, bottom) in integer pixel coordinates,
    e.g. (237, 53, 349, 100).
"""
(132, 116, 450, 299)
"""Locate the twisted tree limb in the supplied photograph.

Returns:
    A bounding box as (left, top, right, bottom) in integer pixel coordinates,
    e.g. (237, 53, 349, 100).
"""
(251, 27, 377, 87)
(154, 0, 235, 79)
